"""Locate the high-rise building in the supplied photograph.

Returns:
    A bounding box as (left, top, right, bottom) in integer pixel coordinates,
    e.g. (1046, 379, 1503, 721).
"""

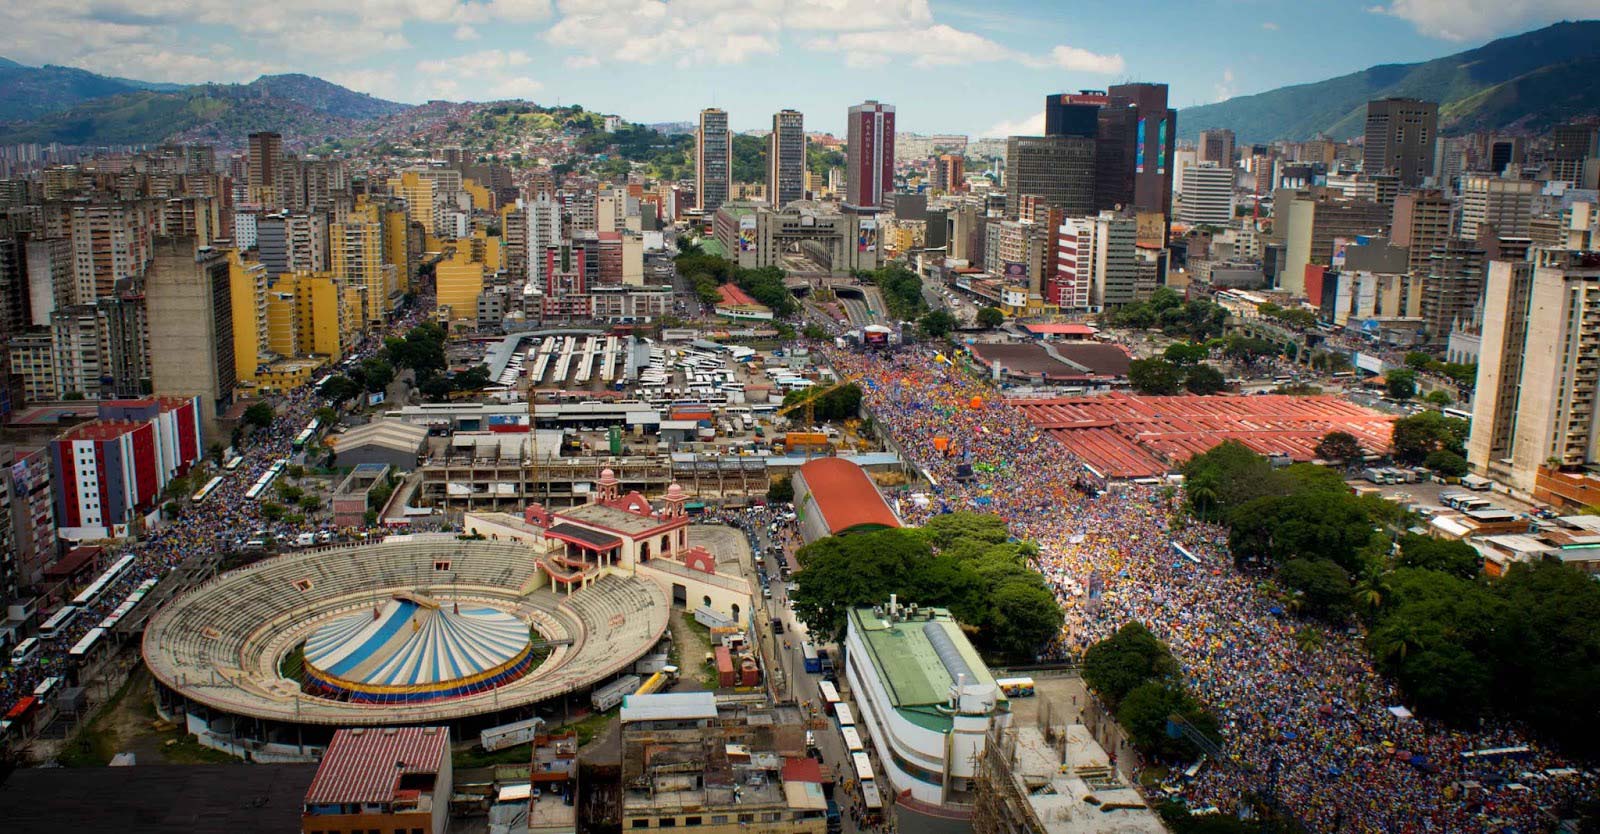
(247, 132, 283, 204)
(1095, 84, 1176, 223)
(1004, 136, 1096, 219)
(331, 201, 392, 323)
(1362, 98, 1438, 187)
(767, 110, 806, 209)
(932, 154, 965, 193)
(1489, 137, 1525, 174)
(387, 171, 439, 238)
(144, 237, 235, 427)
(526, 193, 561, 284)
(846, 101, 895, 210)
(1390, 189, 1455, 274)
(1199, 129, 1235, 168)
(1459, 176, 1539, 240)
(1177, 164, 1235, 226)
(48, 396, 202, 540)
(696, 109, 732, 214)
(1469, 250, 1600, 492)
(1275, 188, 1391, 297)
(1044, 91, 1106, 138)
(227, 249, 270, 382)
(1050, 211, 1137, 310)
(1418, 241, 1486, 340)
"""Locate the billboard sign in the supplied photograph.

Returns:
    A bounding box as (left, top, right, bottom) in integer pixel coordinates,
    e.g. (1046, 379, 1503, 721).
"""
(1135, 118, 1146, 174)
(857, 218, 877, 253)
(738, 215, 756, 252)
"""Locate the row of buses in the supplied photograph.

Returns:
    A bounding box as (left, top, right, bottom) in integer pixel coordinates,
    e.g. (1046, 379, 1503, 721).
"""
(818, 680, 883, 818)
(245, 459, 288, 501)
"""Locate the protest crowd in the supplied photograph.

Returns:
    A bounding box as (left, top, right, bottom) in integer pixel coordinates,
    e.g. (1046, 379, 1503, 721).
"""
(822, 340, 1595, 833)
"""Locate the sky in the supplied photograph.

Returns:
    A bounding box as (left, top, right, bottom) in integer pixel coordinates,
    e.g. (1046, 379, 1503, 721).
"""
(2, 0, 1595, 136)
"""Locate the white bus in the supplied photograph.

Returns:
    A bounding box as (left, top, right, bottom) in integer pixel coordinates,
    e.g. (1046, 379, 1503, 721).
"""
(851, 751, 875, 782)
(818, 680, 841, 713)
(841, 725, 865, 754)
(38, 606, 81, 640)
(223, 454, 245, 472)
(71, 553, 136, 609)
(835, 702, 855, 728)
(191, 475, 225, 503)
(9, 637, 40, 666)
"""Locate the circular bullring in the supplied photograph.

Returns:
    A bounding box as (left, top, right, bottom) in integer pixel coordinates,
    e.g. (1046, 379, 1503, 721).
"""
(142, 537, 669, 727)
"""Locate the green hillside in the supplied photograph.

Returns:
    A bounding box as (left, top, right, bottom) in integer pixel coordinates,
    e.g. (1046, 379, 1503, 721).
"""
(1179, 20, 1600, 142)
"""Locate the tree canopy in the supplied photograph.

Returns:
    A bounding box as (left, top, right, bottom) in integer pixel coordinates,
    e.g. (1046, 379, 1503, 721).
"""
(1390, 412, 1469, 465)
(789, 512, 1063, 664)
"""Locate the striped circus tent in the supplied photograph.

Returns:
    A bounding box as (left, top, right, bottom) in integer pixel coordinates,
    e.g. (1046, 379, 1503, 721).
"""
(302, 594, 536, 704)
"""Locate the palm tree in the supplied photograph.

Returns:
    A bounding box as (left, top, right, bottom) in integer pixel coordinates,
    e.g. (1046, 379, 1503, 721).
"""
(1293, 626, 1324, 654)
(1188, 483, 1219, 521)
(1351, 568, 1392, 618)
(1373, 620, 1427, 666)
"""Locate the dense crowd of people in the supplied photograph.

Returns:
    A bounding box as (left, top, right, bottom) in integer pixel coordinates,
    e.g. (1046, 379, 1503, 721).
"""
(823, 340, 1595, 833)
(0, 298, 433, 720)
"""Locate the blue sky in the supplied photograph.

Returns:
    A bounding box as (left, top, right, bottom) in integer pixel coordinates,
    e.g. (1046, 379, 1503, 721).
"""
(3, 0, 1593, 136)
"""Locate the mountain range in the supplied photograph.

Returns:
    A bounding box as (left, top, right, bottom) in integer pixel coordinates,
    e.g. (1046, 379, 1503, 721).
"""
(1179, 20, 1600, 143)
(0, 64, 409, 147)
(3, 20, 1599, 149)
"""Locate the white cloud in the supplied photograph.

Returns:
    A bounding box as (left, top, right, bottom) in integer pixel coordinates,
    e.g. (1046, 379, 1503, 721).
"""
(982, 111, 1045, 138)
(808, 24, 1123, 74)
(1213, 68, 1236, 102)
(545, 0, 781, 68)
(1041, 44, 1125, 74)
(1367, 0, 1594, 41)
(1261, 21, 1279, 30)
(488, 76, 545, 98)
(418, 49, 532, 75)
(454, 24, 481, 40)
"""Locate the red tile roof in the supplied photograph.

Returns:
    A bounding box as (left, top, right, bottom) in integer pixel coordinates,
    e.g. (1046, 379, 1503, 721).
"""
(716, 283, 761, 307)
(1016, 393, 1393, 479)
(304, 727, 448, 806)
(796, 458, 900, 535)
(782, 757, 826, 783)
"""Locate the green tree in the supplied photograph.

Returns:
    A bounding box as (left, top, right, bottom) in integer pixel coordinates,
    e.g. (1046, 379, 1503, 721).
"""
(1116, 681, 1220, 760)
(1148, 286, 1183, 312)
(1279, 558, 1353, 621)
(1423, 449, 1470, 477)
(260, 501, 286, 522)
(790, 529, 933, 640)
(321, 374, 362, 405)
(1423, 389, 1453, 406)
(976, 306, 1004, 328)
(313, 406, 338, 428)
(1163, 342, 1209, 365)
(767, 476, 794, 503)
(1183, 363, 1226, 394)
(359, 357, 395, 393)
(1081, 622, 1177, 709)
(802, 323, 828, 340)
(299, 494, 322, 512)
(1386, 368, 1418, 400)
(1127, 358, 1183, 395)
(919, 309, 957, 338)
(1227, 491, 1382, 573)
(1315, 430, 1363, 462)
(243, 402, 275, 429)
(1396, 534, 1479, 578)
(1180, 441, 1287, 521)
(1404, 351, 1434, 371)
(1494, 561, 1600, 756)
(985, 579, 1064, 664)
(919, 512, 1011, 549)
(1390, 412, 1469, 464)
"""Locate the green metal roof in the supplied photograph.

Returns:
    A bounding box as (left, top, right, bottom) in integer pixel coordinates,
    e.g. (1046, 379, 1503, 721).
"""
(848, 605, 1005, 733)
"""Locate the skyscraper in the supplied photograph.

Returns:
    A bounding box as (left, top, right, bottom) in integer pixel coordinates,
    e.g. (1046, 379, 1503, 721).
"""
(696, 109, 732, 214)
(767, 110, 806, 208)
(1177, 164, 1235, 226)
(1362, 98, 1438, 187)
(933, 154, 965, 193)
(247, 131, 282, 202)
(1468, 250, 1600, 492)
(1097, 83, 1176, 220)
(1199, 129, 1235, 168)
(1044, 91, 1106, 138)
(1004, 136, 1096, 218)
(846, 101, 895, 210)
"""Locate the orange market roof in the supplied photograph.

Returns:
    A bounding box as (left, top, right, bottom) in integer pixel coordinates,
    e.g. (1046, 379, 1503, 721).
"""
(796, 458, 900, 535)
(1016, 393, 1393, 479)
(716, 283, 760, 307)
(1022, 323, 1098, 337)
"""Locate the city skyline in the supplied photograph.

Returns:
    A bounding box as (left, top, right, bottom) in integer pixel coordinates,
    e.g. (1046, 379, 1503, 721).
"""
(1, 1, 1593, 136)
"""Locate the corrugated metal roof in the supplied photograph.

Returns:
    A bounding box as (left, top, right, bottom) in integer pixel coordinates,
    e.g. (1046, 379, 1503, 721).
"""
(620, 691, 717, 723)
(304, 727, 448, 805)
(796, 458, 900, 535)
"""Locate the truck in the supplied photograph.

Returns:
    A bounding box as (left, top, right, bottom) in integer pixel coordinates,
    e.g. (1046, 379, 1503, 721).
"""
(825, 800, 842, 833)
(591, 674, 642, 712)
(479, 716, 546, 752)
(634, 666, 679, 696)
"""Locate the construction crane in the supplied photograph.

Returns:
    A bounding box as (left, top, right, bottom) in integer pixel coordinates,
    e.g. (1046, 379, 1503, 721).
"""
(776, 381, 851, 427)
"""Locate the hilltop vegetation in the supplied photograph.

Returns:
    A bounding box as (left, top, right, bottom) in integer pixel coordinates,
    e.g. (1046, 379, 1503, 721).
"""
(1179, 20, 1600, 141)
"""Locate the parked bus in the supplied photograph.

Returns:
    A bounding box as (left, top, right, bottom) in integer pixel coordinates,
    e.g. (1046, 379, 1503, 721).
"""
(38, 605, 82, 640)
(995, 677, 1036, 698)
(1461, 746, 1532, 762)
(851, 751, 874, 783)
(9, 637, 40, 666)
(801, 642, 821, 674)
(835, 702, 855, 728)
(98, 579, 158, 630)
(68, 627, 109, 668)
(818, 680, 841, 713)
(71, 553, 135, 609)
(223, 454, 245, 472)
(841, 725, 865, 754)
(245, 459, 287, 500)
(191, 475, 225, 503)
